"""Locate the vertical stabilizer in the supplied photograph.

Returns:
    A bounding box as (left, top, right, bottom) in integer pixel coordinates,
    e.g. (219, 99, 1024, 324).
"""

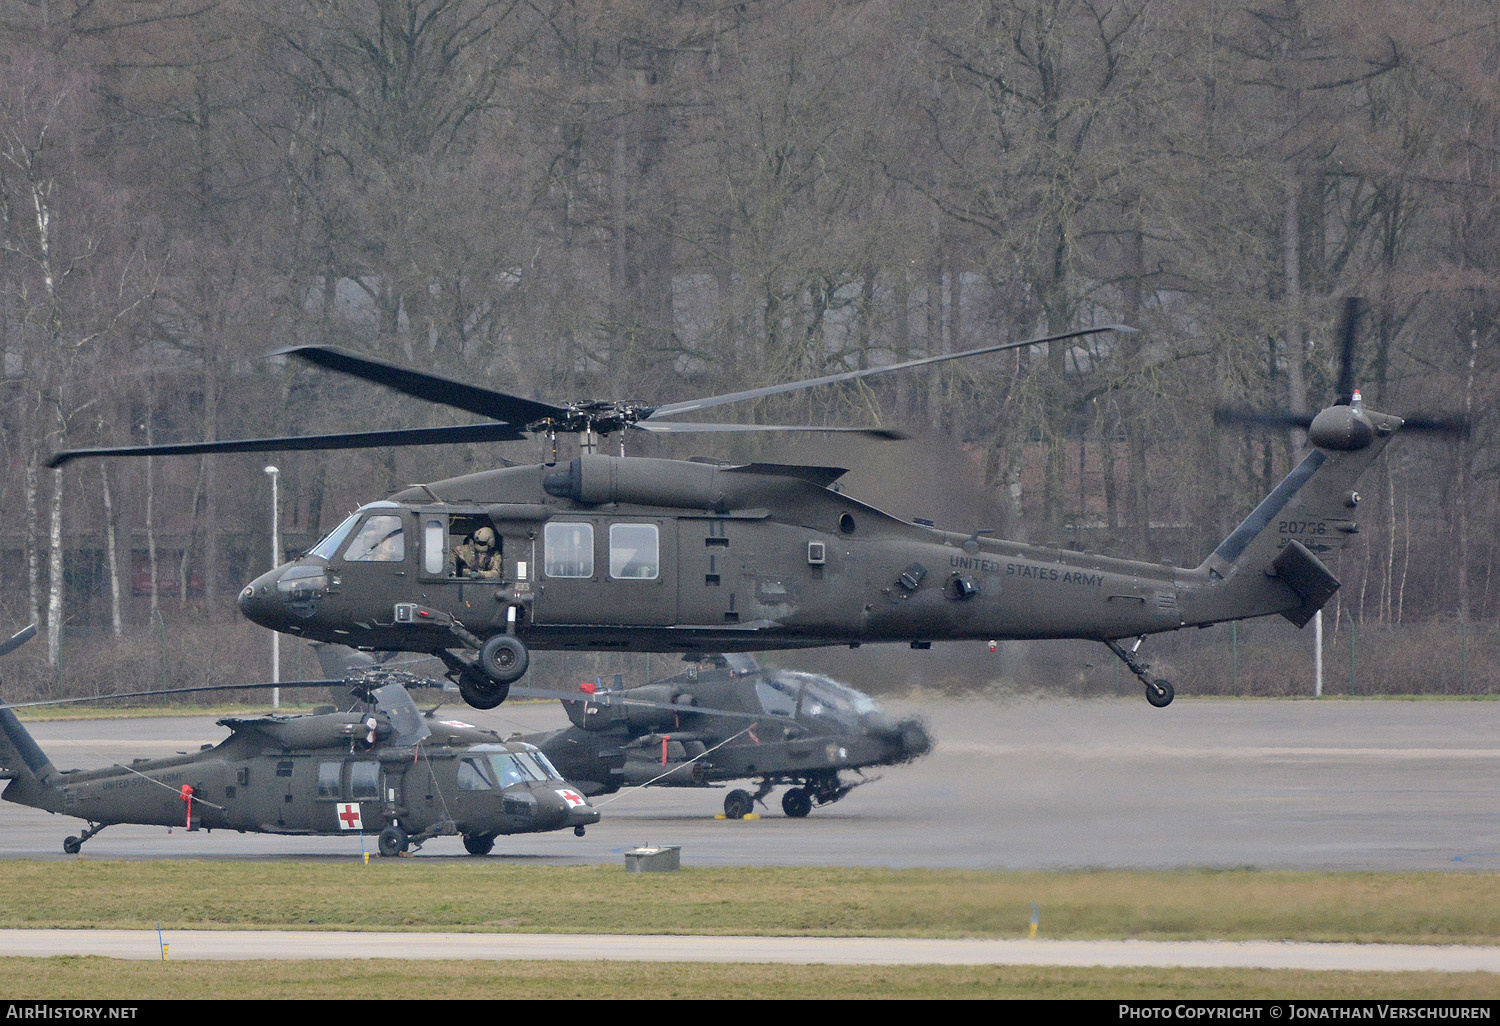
(0, 703, 57, 787)
(1184, 407, 1401, 628)
(0, 625, 59, 796)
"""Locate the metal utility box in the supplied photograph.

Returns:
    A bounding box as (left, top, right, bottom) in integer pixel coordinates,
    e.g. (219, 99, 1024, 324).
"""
(624, 845, 681, 872)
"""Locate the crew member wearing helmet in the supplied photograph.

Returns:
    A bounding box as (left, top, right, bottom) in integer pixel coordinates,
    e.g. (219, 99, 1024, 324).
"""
(453, 526, 502, 579)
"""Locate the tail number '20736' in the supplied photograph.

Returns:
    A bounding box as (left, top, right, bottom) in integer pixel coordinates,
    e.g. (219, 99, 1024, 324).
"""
(1278, 520, 1328, 536)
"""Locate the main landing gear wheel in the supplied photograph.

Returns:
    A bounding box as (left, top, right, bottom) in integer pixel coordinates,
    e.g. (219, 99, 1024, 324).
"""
(781, 788, 812, 818)
(463, 832, 496, 856)
(457, 671, 509, 710)
(478, 634, 529, 685)
(723, 789, 754, 819)
(378, 825, 409, 857)
(63, 836, 82, 855)
(1146, 679, 1175, 708)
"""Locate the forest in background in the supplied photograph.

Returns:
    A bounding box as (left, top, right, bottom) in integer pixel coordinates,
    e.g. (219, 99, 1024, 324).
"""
(1, 0, 1497, 699)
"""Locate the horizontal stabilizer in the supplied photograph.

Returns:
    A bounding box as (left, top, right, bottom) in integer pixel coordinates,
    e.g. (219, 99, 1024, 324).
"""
(1271, 540, 1341, 627)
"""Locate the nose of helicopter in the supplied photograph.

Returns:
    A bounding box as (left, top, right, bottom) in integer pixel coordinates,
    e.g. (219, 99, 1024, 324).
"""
(237, 570, 282, 624)
(543, 785, 600, 830)
(238, 566, 292, 630)
(865, 713, 933, 763)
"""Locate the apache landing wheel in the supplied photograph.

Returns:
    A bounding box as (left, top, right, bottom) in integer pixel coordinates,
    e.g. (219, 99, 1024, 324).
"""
(723, 789, 754, 819)
(1146, 679, 1175, 708)
(63, 836, 82, 855)
(781, 788, 813, 818)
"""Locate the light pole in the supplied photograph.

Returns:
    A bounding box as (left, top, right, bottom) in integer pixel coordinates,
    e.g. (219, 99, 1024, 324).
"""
(265, 465, 280, 709)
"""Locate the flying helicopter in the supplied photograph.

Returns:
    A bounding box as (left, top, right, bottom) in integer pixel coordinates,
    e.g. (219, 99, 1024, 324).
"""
(0, 627, 599, 857)
(514, 653, 933, 820)
(48, 305, 1466, 711)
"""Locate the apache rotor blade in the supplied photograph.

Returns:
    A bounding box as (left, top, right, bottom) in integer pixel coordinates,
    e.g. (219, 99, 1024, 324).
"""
(48, 422, 528, 469)
(629, 421, 907, 440)
(277, 345, 568, 426)
(507, 685, 770, 723)
(646, 324, 1135, 419)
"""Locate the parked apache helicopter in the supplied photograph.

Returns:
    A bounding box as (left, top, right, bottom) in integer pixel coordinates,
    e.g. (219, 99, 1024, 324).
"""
(517, 653, 933, 820)
(0, 627, 599, 857)
(308, 642, 931, 820)
(49, 304, 1466, 711)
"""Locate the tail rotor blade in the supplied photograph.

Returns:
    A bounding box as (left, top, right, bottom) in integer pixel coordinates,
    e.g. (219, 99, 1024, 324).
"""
(1399, 415, 1472, 440)
(1213, 408, 1314, 430)
(1335, 297, 1362, 405)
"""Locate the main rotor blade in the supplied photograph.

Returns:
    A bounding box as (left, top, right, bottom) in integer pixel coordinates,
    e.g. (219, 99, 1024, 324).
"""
(629, 421, 907, 440)
(0, 625, 36, 660)
(0, 675, 450, 711)
(48, 422, 528, 469)
(277, 345, 567, 426)
(647, 324, 1134, 419)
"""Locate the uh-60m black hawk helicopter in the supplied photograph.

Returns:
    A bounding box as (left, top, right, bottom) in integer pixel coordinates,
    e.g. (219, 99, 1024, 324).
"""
(50, 301, 1467, 711)
(0, 626, 599, 857)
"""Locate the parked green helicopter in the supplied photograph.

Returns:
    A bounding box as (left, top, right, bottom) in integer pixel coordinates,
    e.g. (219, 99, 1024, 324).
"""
(0, 627, 598, 857)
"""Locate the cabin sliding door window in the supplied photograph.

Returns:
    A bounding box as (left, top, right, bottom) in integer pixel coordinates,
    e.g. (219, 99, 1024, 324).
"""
(609, 523, 659, 580)
(544, 522, 594, 578)
(422, 517, 447, 575)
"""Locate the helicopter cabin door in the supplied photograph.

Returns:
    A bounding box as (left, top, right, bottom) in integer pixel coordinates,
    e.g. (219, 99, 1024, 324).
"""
(530, 517, 677, 627)
(676, 515, 752, 627)
(417, 508, 508, 591)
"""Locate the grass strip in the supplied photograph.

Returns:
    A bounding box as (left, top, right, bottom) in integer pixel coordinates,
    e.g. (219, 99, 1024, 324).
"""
(2, 863, 1499, 945)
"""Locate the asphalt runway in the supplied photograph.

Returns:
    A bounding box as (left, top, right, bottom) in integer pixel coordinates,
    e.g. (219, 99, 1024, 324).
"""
(5, 693, 1500, 872)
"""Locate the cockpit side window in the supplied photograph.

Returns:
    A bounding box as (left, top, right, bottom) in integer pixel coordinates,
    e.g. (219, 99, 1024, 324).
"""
(458, 758, 496, 791)
(344, 514, 406, 562)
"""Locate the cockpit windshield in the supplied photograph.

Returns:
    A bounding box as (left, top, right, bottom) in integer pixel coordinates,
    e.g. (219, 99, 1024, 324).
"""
(781, 671, 879, 727)
(307, 512, 361, 561)
(754, 675, 800, 716)
(307, 502, 403, 562)
(473, 744, 565, 787)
